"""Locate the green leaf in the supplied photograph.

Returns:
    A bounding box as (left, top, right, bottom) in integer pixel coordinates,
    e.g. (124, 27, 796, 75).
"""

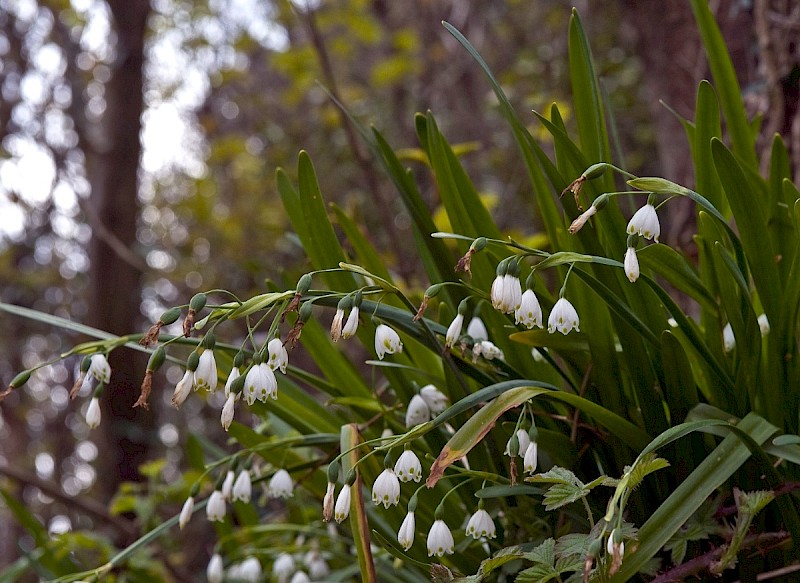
(524, 537, 556, 565)
(624, 453, 670, 492)
(637, 244, 717, 312)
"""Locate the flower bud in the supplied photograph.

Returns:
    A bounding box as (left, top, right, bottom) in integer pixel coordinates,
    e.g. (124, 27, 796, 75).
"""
(189, 293, 207, 312)
(159, 306, 182, 325)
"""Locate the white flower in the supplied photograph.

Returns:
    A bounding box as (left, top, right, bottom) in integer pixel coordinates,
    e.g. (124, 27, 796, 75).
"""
(289, 572, 310, 583)
(322, 481, 336, 522)
(194, 349, 218, 392)
(445, 313, 464, 348)
(627, 203, 660, 242)
(624, 247, 640, 283)
(476, 340, 504, 361)
(465, 508, 496, 539)
(723, 323, 735, 352)
(342, 306, 360, 339)
(224, 366, 240, 398)
(607, 528, 625, 563)
(504, 429, 529, 457)
(758, 314, 770, 336)
(238, 557, 262, 583)
(568, 204, 597, 234)
(244, 362, 277, 405)
(267, 338, 289, 373)
(207, 553, 224, 583)
(221, 393, 236, 431)
(206, 490, 226, 522)
(397, 511, 415, 550)
(405, 394, 431, 427)
(467, 317, 488, 341)
(330, 307, 346, 341)
(88, 354, 111, 383)
(171, 370, 194, 408)
(221, 470, 235, 500)
(273, 553, 295, 583)
(371, 468, 400, 508)
(531, 347, 546, 362)
(375, 324, 403, 359)
(523, 441, 538, 473)
(232, 470, 252, 503)
(394, 450, 422, 482)
(334, 484, 351, 522)
(426, 519, 454, 557)
(85, 397, 101, 429)
(419, 384, 448, 414)
(515, 289, 544, 329)
(178, 496, 194, 530)
(548, 298, 580, 334)
(308, 557, 329, 580)
(268, 469, 294, 498)
(491, 274, 522, 313)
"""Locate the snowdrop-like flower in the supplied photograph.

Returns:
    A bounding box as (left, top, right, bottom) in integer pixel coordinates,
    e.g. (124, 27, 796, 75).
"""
(515, 289, 544, 329)
(85, 397, 101, 429)
(207, 553, 224, 583)
(465, 508, 496, 539)
(244, 362, 277, 405)
(397, 511, 415, 550)
(371, 468, 400, 508)
(267, 338, 289, 373)
(405, 394, 431, 427)
(523, 441, 538, 473)
(206, 490, 226, 522)
(758, 314, 770, 336)
(221, 393, 236, 431)
(273, 553, 296, 583)
(194, 349, 218, 392)
(88, 354, 111, 383)
(322, 481, 336, 522)
(475, 340, 504, 361)
(171, 370, 194, 408)
(568, 204, 597, 234)
(375, 324, 403, 359)
(624, 247, 640, 283)
(221, 470, 235, 500)
(330, 307, 346, 341)
(426, 519, 455, 557)
(627, 203, 660, 242)
(232, 469, 252, 503)
(394, 449, 422, 482)
(342, 306, 360, 339)
(334, 484, 351, 523)
(238, 557, 262, 583)
(308, 557, 330, 580)
(723, 323, 735, 352)
(504, 429, 529, 458)
(607, 528, 625, 569)
(531, 347, 546, 362)
(467, 317, 488, 341)
(445, 313, 464, 348)
(420, 384, 448, 414)
(224, 366, 240, 398)
(548, 298, 580, 334)
(289, 572, 310, 583)
(269, 469, 294, 498)
(178, 496, 194, 530)
(491, 273, 522, 314)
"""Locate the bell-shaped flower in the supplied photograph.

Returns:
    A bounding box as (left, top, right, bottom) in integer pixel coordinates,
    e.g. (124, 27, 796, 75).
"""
(330, 307, 346, 341)
(475, 340, 505, 361)
(232, 469, 252, 503)
(178, 495, 194, 530)
(85, 397, 101, 429)
(221, 470, 235, 500)
(467, 316, 488, 341)
(375, 324, 403, 359)
(405, 394, 431, 427)
(515, 289, 544, 329)
(397, 511, 415, 551)
(491, 274, 522, 313)
(465, 508, 496, 539)
(194, 349, 218, 392)
(342, 306, 360, 339)
(237, 557, 262, 583)
(607, 528, 625, 571)
(334, 484, 351, 523)
(419, 384, 448, 414)
(268, 469, 294, 498)
(624, 247, 640, 283)
(88, 354, 111, 384)
(445, 313, 464, 348)
(504, 429, 529, 458)
(723, 323, 735, 353)
(548, 298, 580, 335)
(267, 338, 289, 373)
(627, 203, 660, 242)
(273, 553, 296, 583)
(224, 366, 240, 398)
(371, 468, 400, 508)
(426, 519, 455, 557)
(394, 449, 422, 482)
(289, 572, 310, 583)
(206, 490, 226, 522)
(221, 393, 237, 431)
(244, 362, 277, 405)
(207, 553, 224, 583)
(171, 370, 194, 408)
(523, 441, 538, 473)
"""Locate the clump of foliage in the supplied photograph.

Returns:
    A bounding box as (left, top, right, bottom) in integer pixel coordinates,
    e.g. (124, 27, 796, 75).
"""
(2, 3, 800, 582)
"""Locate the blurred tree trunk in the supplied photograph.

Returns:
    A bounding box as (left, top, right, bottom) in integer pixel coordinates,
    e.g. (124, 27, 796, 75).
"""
(86, 0, 152, 500)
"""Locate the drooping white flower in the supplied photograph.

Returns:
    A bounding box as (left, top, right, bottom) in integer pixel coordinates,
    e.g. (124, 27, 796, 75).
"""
(267, 338, 289, 373)
(207, 553, 224, 583)
(221, 470, 235, 500)
(476, 340, 505, 361)
(758, 314, 770, 336)
(371, 468, 400, 508)
(516, 429, 530, 458)
(232, 469, 252, 503)
(206, 490, 226, 522)
(224, 366, 240, 398)
(85, 397, 101, 429)
(330, 307, 346, 341)
(88, 354, 111, 384)
(568, 204, 598, 234)
(405, 394, 431, 427)
(467, 316, 488, 341)
(419, 384, 448, 414)
(194, 349, 218, 392)
(723, 323, 735, 352)
(624, 246, 640, 283)
(342, 306, 360, 339)
(273, 553, 296, 583)
(289, 572, 310, 583)
(515, 289, 544, 329)
(237, 557, 263, 583)
(445, 313, 464, 348)
(178, 496, 194, 530)
(375, 324, 403, 359)
(308, 557, 330, 580)
(548, 298, 580, 335)
(221, 393, 236, 431)
(334, 484, 351, 523)
(394, 450, 422, 482)
(465, 508, 496, 539)
(171, 370, 194, 408)
(627, 203, 660, 242)
(523, 441, 538, 473)
(397, 511, 415, 550)
(607, 528, 625, 563)
(491, 274, 522, 313)
(268, 469, 294, 498)
(244, 362, 277, 405)
(426, 519, 455, 557)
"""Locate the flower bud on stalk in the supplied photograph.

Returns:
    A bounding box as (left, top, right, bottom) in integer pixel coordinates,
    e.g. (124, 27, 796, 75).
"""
(0, 369, 32, 402)
(286, 302, 313, 349)
(140, 306, 181, 347)
(69, 356, 93, 400)
(183, 293, 207, 337)
(455, 236, 486, 277)
(283, 273, 312, 321)
(134, 346, 166, 410)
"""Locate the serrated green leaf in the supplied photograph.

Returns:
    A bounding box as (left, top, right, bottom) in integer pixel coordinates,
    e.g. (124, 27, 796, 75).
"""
(625, 453, 670, 491)
(527, 466, 583, 487)
(524, 538, 556, 565)
(555, 533, 593, 558)
(541, 483, 590, 511)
